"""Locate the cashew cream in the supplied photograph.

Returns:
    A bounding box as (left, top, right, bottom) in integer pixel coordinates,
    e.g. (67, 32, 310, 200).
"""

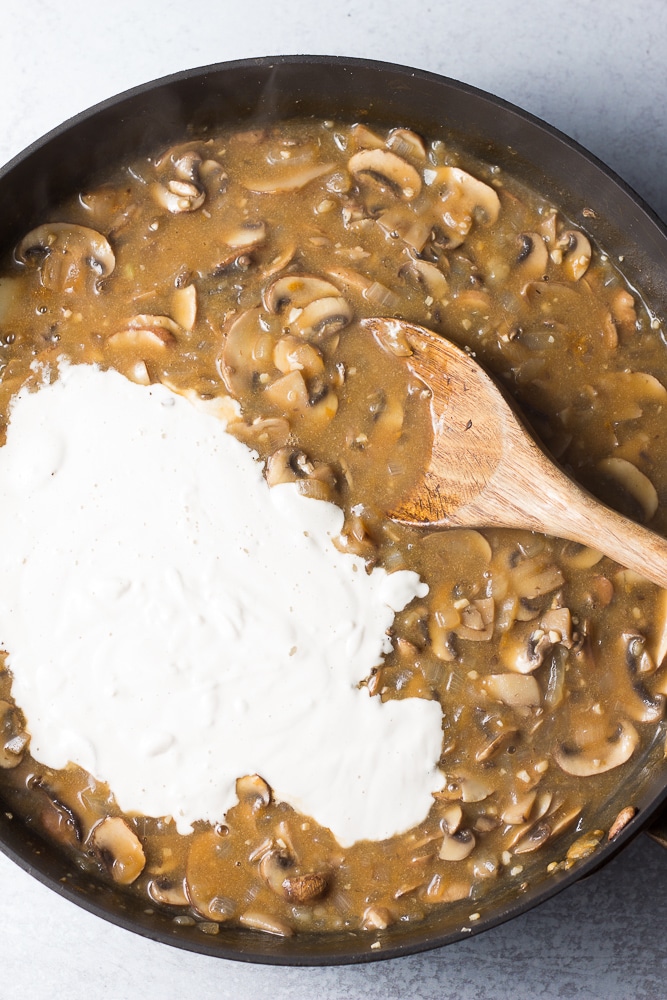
(0, 363, 444, 847)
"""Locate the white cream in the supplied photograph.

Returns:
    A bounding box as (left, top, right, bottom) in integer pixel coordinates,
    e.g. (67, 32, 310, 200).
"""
(0, 364, 444, 847)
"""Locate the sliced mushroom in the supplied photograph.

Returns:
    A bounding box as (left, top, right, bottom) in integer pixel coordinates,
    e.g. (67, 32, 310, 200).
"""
(361, 905, 394, 930)
(516, 232, 549, 280)
(273, 335, 325, 378)
(440, 803, 464, 834)
(152, 179, 205, 214)
(16, 223, 115, 291)
(218, 308, 281, 397)
(148, 875, 190, 907)
(222, 221, 267, 250)
(438, 828, 476, 861)
(107, 314, 180, 350)
(376, 204, 433, 252)
(429, 166, 501, 244)
(287, 296, 353, 341)
(510, 557, 564, 599)
(455, 597, 495, 642)
(555, 719, 639, 776)
(171, 284, 197, 332)
(555, 230, 591, 280)
(501, 791, 537, 825)
(386, 127, 427, 160)
(597, 456, 658, 522)
(91, 816, 146, 885)
(500, 624, 554, 674)
(0, 700, 29, 768)
(263, 273, 341, 313)
(349, 148, 422, 201)
(265, 447, 336, 501)
(624, 632, 657, 677)
(399, 253, 449, 301)
(243, 161, 335, 194)
(483, 673, 541, 707)
(512, 821, 552, 855)
(560, 541, 604, 570)
(236, 773, 272, 809)
(239, 910, 293, 936)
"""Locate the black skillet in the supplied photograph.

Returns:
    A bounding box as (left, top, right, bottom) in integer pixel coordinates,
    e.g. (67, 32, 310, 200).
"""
(1, 55, 667, 965)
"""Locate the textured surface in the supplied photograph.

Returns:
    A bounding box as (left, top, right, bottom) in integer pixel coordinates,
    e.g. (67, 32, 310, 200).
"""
(2, 2, 667, 997)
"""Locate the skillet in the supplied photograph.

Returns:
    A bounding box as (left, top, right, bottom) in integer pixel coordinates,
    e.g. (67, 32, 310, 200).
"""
(1, 54, 667, 964)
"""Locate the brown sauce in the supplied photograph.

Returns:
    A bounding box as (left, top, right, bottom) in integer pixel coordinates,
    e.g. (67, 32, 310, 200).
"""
(0, 118, 666, 938)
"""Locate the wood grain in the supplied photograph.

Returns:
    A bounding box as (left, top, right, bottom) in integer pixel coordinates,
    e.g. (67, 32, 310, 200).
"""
(362, 316, 667, 590)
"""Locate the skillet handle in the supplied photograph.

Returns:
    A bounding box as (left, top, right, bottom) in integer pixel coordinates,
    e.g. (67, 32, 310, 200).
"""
(647, 807, 667, 849)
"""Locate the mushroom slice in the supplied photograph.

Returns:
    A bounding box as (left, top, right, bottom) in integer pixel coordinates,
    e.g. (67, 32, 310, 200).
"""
(288, 296, 353, 341)
(512, 821, 552, 855)
(597, 457, 658, 522)
(148, 876, 189, 907)
(32, 781, 82, 848)
(171, 284, 197, 332)
(510, 557, 564, 599)
(239, 910, 293, 937)
(273, 335, 325, 378)
(429, 166, 501, 241)
(555, 230, 592, 280)
(399, 253, 449, 301)
(222, 221, 267, 250)
(265, 448, 336, 502)
(623, 632, 657, 677)
(107, 314, 180, 350)
(555, 719, 639, 776)
(348, 148, 423, 201)
(152, 179, 206, 214)
(386, 127, 427, 160)
(455, 597, 495, 642)
(516, 232, 549, 280)
(243, 161, 335, 194)
(263, 273, 341, 313)
(438, 828, 476, 861)
(361, 905, 394, 930)
(483, 673, 541, 707)
(218, 308, 281, 397)
(560, 541, 604, 570)
(376, 204, 433, 253)
(236, 773, 272, 810)
(440, 803, 464, 834)
(0, 700, 29, 768)
(500, 624, 554, 674)
(264, 370, 310, 412)
(456, 773, 494, 803)
(501, 791, 537, 825)
(16, 222, 115, 291)
(92, 816, 146, 885)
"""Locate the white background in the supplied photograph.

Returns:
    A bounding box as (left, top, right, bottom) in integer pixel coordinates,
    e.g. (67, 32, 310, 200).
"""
(2, 2, 667, 998)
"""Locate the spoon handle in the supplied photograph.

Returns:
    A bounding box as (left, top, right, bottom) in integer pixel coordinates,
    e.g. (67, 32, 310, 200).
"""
(469, 434, 667, 591)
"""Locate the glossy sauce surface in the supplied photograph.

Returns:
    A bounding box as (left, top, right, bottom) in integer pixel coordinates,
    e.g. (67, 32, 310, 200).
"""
(0, 119, 666, 938)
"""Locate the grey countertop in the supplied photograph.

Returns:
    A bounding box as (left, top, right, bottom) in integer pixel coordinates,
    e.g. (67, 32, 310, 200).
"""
(2, 2, 667, 997)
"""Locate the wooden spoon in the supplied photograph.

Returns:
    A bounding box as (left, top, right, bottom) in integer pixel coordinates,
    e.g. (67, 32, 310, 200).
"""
(361, 316, 667, 590)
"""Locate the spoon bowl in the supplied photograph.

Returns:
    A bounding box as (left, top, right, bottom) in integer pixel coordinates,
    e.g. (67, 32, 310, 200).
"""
(363, 316, 667, 591)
